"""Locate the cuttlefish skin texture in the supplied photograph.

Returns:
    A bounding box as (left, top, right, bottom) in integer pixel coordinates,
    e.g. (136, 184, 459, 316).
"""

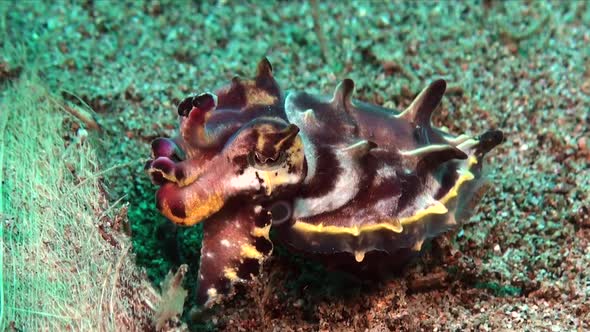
(145, 58, 503, 307)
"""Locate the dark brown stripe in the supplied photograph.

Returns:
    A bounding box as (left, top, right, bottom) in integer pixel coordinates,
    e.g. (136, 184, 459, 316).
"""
(253, 237, 273, 255)
(236, 258, 260, 280)
(174, 166, 185, 182)
(253, 208, 272, 228)
(177, 96, 193, 116)
(395, 172, 422, 214)
(168, 199, 187, 219)
(434, 163, 459, 200)
(299, 146, 340, 198)
(232, 155, 249, 175)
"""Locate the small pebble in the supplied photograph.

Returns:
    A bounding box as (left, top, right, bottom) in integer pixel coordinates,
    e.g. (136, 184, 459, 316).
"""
(493, 244, 501, 254)
(577, 137, 587, 152)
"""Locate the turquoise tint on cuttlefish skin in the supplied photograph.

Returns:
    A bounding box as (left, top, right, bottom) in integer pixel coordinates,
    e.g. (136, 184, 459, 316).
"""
(145, 58, 503, 307)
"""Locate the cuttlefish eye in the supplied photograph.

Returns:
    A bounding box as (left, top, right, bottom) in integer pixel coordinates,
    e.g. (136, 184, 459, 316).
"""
(225, 121, 306, 197)
(248, 150, 287, 170)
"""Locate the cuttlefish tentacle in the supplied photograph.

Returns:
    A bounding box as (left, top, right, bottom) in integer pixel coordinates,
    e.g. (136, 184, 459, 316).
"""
(196, 203, 273, 307)
(150, 137, 185, 160)
(179, 92, 221, 148)
(147, 135, 219, 187)
(146, 137, 188, 185)
(147, 156, 218, 187)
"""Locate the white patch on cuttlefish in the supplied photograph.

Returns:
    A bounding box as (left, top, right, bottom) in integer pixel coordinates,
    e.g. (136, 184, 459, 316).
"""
(373, 165, 397, 186)
(284, 93, 319, 182)
(228, 167, 261, 192)
(293, 149, 362, 218)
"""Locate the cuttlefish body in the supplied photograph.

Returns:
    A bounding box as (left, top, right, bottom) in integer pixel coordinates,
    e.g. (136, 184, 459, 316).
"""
(145, 58, 503, 307)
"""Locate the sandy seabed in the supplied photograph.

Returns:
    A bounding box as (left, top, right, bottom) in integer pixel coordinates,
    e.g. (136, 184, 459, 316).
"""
(1, 1, 589, 331)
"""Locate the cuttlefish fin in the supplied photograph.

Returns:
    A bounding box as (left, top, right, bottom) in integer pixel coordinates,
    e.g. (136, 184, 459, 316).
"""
(196, 204, 273, 307)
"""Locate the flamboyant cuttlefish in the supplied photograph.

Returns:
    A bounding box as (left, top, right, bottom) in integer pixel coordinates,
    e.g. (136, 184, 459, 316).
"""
(145, 58, 503, 307)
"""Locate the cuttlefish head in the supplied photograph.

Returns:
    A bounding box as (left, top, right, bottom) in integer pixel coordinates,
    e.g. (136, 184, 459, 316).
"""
(154, 118, 306, 226)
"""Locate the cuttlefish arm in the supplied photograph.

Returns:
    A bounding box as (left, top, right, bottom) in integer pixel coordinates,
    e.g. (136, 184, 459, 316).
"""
(196, 203, 273, 307)
(145, 136, 216, 187)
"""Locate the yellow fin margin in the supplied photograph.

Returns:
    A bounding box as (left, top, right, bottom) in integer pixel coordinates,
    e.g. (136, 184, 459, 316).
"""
(292, 154, 479, 236)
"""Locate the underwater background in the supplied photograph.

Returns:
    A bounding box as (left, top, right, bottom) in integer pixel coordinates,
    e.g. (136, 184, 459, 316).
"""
(1, 0, 589, 331)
